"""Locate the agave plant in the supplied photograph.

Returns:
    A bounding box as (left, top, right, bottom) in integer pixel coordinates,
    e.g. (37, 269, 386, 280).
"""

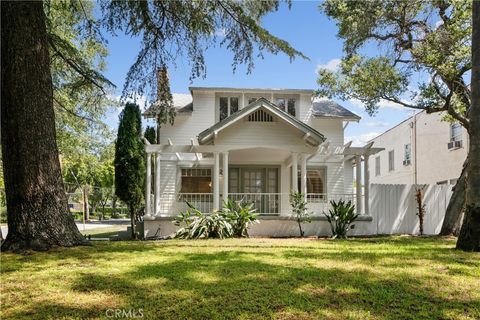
(220, 198, 258, 237)
(173, 202, 233, 239)
(323, 199, 358, 239)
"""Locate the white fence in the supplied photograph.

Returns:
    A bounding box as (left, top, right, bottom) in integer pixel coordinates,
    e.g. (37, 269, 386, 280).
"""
(370, 184, 452, 235)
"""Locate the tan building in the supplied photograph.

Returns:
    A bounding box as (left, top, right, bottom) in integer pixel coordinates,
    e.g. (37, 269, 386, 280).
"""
(368, 110, 468, 185)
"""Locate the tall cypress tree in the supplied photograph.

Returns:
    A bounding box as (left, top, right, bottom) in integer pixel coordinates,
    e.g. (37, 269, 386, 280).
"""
(115, 103, 145, 239)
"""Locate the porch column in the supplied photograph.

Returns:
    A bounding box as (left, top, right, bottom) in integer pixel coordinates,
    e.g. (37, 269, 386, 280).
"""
(145, 152, 152, 216)
(213, 152, 220, 211)
(364, 154, 370, 215)
(300, 153, 307, 195)
(291, 153, 298, 192)
(154, 152, 161, 215)
(355, 155, 362, 214)
(222, 152, 229, 204)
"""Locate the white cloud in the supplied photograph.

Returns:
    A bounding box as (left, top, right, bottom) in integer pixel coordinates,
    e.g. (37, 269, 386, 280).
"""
(316, 58, 341, 73)
(365, 121, 389, 128)
(345, 131, 381, 147)
(347, 98, 406, 110)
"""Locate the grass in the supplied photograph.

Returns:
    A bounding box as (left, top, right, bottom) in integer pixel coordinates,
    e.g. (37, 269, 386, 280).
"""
(1, 237, 479, 320)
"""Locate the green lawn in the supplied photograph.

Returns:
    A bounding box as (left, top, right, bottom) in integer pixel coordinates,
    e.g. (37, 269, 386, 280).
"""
(1, 237, 479, 320)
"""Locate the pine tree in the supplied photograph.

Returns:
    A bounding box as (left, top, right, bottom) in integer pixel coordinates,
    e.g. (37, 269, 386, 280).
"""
(144, 126, 156, 144)
(115, 103, 145, 239)
(151, 67, 176, 143)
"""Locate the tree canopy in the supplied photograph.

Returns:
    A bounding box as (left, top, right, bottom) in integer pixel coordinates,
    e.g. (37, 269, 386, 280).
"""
(317, 0, 471, 129)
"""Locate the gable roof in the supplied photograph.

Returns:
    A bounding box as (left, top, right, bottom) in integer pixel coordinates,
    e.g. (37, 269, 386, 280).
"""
(197, 98, 326, 146)
(312, 99, 361, 121)
(143, 93, 193, 118)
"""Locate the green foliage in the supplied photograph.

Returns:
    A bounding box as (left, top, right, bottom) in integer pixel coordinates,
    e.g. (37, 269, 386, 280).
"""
(100, 1, 307, 100)
(220, 199, 258, 237)
(114, 103, 145, 212)
(173, 202, 233, 239)
(323, 199, 358, 239)
(153, 68, 176, 131)
(44, 0, 116, 161)
(317, 0, 471, 126)
(144, 126, 157, 144)
(290, 191, 312, 237)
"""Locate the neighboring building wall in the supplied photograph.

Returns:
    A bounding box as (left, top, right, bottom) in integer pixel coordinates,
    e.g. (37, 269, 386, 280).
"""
(368, 111, 468, 185)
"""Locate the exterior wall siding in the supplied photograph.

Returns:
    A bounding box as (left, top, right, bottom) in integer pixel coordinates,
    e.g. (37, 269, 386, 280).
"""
(368, 111, 468, 185)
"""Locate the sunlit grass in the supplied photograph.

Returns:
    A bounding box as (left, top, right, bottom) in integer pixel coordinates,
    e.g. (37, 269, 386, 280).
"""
(1, 237, 479, 320)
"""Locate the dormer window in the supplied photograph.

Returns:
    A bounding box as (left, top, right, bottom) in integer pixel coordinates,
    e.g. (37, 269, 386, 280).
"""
(275, 97, 296, 117)
(219, 97, 239, 121)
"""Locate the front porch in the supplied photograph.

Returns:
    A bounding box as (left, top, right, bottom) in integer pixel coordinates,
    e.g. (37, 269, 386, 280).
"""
(143, 142, 377, 218)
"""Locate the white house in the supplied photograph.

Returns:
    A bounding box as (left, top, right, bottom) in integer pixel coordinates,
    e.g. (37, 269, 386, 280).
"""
(368, 110, 469, 185)
(141, 87, 383, 237)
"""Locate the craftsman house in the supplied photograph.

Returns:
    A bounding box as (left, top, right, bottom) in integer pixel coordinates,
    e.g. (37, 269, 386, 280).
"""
(142, 87, 383, 237)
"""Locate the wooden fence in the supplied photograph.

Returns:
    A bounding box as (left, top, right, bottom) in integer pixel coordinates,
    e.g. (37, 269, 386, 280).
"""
(370, 184, 453, 235)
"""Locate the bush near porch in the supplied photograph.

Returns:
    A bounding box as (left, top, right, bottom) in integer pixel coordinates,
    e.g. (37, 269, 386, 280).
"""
(1, 237, 479, 320)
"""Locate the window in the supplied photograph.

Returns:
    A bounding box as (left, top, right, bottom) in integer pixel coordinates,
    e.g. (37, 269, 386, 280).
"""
(388, 150, 395, 172)
(275, 98, 286, 111)
(297, 167, 326, 200)
(375, 156, 380, 176)
(219, 96, 240, 121)
(287, 98, 296, 117)
(450, 123, 462, 142)
(248, 97, 257, 105)
(404, 143, 411, 165)
(180, 168, 212, 194)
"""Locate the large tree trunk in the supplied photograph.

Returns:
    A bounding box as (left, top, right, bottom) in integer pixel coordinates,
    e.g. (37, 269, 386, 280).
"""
(456, 1, 480, 251)
(1, 1, 86, 252)
(440, 159, 466, 236)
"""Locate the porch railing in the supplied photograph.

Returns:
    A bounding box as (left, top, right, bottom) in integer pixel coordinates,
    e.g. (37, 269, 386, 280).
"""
(153, 192, 363, 216)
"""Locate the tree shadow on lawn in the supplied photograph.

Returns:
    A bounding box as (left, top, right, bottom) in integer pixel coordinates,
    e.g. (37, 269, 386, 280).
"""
(11, 250, 478, 320)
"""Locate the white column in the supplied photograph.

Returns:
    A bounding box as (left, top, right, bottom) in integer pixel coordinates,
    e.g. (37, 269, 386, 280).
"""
(222, 152, 229, 204)
(300, 153, 307, 195)
(213, 152, 220, 211)
(145, 153, 152, 216)
(355, 155, 362, 214)
(154, 152, 161, 215)
(291, 153, 298, 192)
(364, 154, 370, 215)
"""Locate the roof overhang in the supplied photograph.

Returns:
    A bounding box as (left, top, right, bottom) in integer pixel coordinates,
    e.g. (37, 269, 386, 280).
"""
(197, 98, 326, 147)
(189, 86, 314, 95)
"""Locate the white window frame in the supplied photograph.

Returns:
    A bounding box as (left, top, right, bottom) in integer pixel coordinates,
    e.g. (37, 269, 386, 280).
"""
(388, 150, 395, 172)
(375, 156, 380, 176)
(450, 123, 462, 142)
(218, 96, 240, 122)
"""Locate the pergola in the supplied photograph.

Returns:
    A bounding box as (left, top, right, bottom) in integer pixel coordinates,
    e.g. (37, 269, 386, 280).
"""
(144, 139, 384, 217)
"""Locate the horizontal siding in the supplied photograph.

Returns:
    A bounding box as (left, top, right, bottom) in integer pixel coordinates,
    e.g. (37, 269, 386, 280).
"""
(159, 92, 215, 145)
(215, 118, 305, 146)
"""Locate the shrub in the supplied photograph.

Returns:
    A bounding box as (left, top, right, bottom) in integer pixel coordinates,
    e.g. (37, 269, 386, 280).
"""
(323, 199, 358, 239)
(173, 202, 233, 239)
(290, 191, 312, 237)
(220, 199, 258, 237)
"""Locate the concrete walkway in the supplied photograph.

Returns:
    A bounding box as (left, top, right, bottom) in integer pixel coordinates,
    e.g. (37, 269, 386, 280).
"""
(1, 219, 130, 237)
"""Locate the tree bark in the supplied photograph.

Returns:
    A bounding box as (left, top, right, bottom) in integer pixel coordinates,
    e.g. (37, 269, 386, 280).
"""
(130, 205, 137, 239)
(456, 1, 480, 251)
(440, 159, 466, 236)
(1, 1, 86, 252)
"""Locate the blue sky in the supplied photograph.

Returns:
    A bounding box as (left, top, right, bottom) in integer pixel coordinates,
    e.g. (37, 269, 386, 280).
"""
(103, 1, 413, 146)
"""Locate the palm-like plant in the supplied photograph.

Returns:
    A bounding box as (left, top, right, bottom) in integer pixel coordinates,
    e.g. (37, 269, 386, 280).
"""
(323, 200, 358, 239)
(173, 202, 233, 239)
(220, 199, 258, 237)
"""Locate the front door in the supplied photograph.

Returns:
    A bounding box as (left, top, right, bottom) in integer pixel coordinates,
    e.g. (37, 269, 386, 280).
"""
(229, 167, 279, 213)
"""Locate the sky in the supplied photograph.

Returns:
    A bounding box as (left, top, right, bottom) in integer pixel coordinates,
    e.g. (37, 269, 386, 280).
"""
(102, 1, 414, 146)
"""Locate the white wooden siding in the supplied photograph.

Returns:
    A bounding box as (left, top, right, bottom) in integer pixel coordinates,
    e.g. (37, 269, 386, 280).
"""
(159, 91, 216, 145)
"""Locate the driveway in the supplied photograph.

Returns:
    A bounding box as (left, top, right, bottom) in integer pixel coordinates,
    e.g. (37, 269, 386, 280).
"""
(1, 219, 130, 237)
